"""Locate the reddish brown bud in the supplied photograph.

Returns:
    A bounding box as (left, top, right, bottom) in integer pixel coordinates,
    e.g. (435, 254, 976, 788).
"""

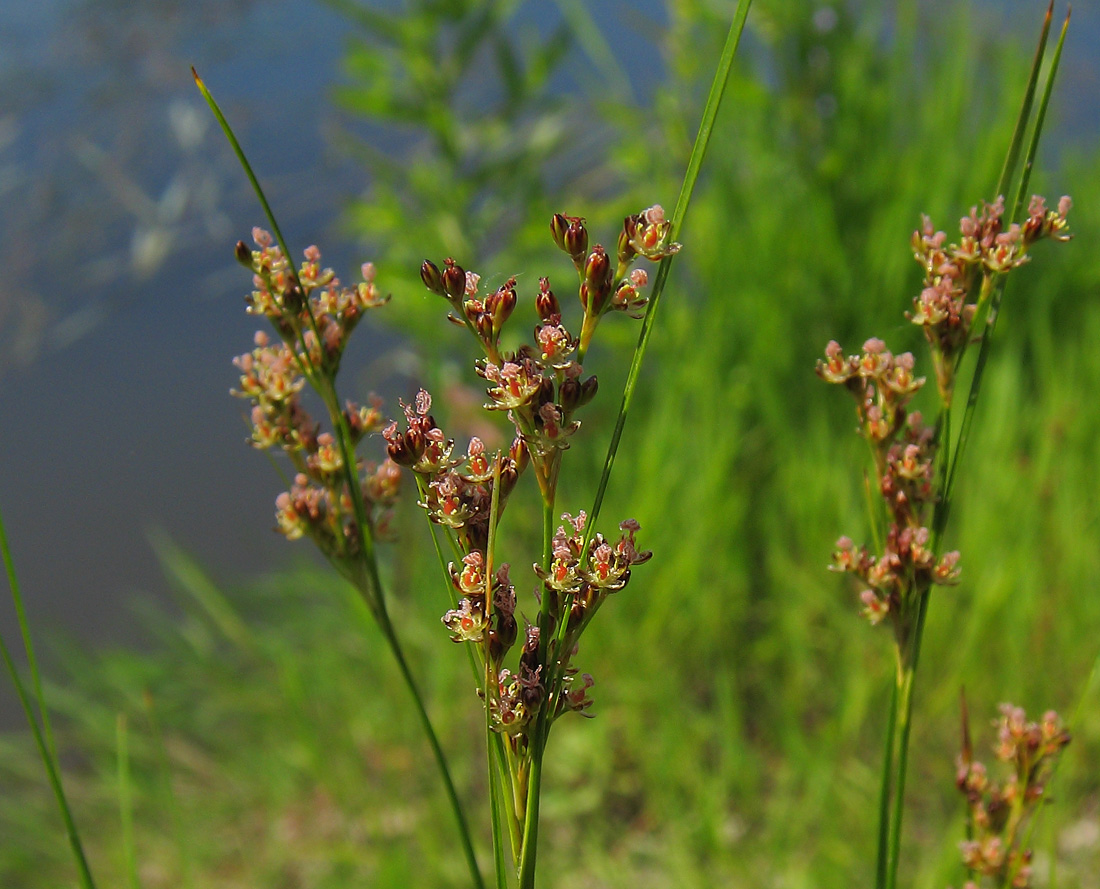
(509, 437, 530, 475)
(564, 218, 588, 261)
(535, 277, 560, 322)
(551, 214, 588, 265)
(550, 213, 569, 251)
(581, 246, 613, 314)
(618, 217, 639, 265)
(578, 374, 599, 407)
(421, 259, 445, 296)
(559, 378, 581, 413)
(495, 612, 517, 651)
(441, 259, 466, 300)
(486, 278, 517, 335)
(476, 313, 494, 342)
(235, 240, 252, 267)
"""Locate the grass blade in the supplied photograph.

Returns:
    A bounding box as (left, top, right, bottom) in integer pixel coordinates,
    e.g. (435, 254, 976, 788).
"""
(191, 67, 301, 284)
(994, 1, 1054, 199)
(0, 505, 98, 889)
(943, 4, 1067, 513)
(584, 0, 754, 542)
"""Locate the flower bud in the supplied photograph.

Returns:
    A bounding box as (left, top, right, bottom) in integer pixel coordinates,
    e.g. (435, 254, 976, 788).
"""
(535, 277, 560, 322)
(476, 312, 494, 343)
(581, 246, 613, 314)
(578, 374, 599, 407)
(551, 214, 589, 267)
(495, 611, 518, 651)
(387, 426, 424, 467)
(441, 259, 466, 300)
(550, 213, 569, 252)
(421, 259, 445, 295)
(509, 437, 530, 475)
(565, 218, 588, 261)
(559, 378, 581, 414)
(235, 240, 252, 267)
(618, 217, 638, 266)
(537, 375, 556, 407)
(487, 279, 517, 336)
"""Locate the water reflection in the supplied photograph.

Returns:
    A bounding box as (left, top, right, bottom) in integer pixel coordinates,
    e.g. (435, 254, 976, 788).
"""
(0, 0, 366, 726)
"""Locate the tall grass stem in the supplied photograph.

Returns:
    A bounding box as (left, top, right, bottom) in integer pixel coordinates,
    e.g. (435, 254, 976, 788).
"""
(583, 0, 753, 550)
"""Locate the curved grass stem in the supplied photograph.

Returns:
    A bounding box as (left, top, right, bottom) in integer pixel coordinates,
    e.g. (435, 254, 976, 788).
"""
(377, 612, 486, 889)
(0, 506, 98, 889)
(583, 0, 753, 551)
(195, 68, 486, 889)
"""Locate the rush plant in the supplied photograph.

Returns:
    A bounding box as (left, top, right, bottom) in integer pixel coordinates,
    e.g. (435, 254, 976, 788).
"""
(817, 7, 1077, 889)
(197, 4, 752, 887)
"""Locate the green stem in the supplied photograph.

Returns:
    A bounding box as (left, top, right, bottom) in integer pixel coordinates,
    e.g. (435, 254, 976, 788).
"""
(0, 505, 97, 889)
(885, 642, 919, 889)
(583, 0, 753, 551)
(377, 614, 486, 889)
(0, 491, 57, 761)
(517, 731, 546, 888)
(485, 456, 509, 889)
(0, 620, 97, 889)
(517, 484, 557, 887)
(875, 678, 899, 889)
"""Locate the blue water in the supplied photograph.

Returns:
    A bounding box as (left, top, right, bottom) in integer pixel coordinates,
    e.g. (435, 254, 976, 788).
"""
(0, 0, 1095, 729)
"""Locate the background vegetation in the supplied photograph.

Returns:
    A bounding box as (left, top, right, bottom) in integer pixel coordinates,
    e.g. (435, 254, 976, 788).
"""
(2, 1, 1098, 887)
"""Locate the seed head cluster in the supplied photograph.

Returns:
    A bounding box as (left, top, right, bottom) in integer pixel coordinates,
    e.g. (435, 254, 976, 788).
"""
(390, 209, 669, 745)
(232, 230, 398, 578)
(820, 195, 1071, 642)
(953, 704, 1070, 889)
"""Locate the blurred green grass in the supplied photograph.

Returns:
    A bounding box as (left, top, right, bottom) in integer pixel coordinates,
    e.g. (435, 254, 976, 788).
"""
(3, 1, 1099, 887)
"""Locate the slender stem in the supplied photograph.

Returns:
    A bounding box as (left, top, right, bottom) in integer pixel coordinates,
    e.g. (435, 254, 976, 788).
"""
(0, 616, 97, 889)
(885, 647, 918, 889)
(875, 678, 899, 889)
(485, 457, 509, 889)
(517, 483, 557, 887)
(195, 71, 488, 887)
(583, 0, 753, 551)
(0, 505, 98, 889)
(517, 731, 545, 888)
(0, 492, 57, 760)
(377, 614, 486, 889)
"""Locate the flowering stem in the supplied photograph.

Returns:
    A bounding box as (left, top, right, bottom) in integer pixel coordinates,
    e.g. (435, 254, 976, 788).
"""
(517, 731, 546, 888)
(196, 69, 486, 889)
(884, 632, 923, 889)
(484, 456, 510, 889)
(875, 678, 899, 889)
(376, 612, 486, 889)
(516, 478, 558, 888)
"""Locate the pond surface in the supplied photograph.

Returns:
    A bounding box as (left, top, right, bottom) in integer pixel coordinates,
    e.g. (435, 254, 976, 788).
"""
(0, 0, 1096, 728)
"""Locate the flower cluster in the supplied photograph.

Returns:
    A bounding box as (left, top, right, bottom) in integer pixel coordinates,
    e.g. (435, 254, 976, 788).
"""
(953, 704, 1071, 888)
(820, 195, 1071, 642)
(819, 339, 959, 636)
(419, 210, 675, 499)
(387, 210, 664, 749)
(232, 230, 399, 569)
(909, 195, 1071, 399)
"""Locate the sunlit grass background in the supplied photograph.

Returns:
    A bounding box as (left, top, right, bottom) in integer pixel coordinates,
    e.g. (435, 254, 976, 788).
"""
(2, 1, 1099, 887)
